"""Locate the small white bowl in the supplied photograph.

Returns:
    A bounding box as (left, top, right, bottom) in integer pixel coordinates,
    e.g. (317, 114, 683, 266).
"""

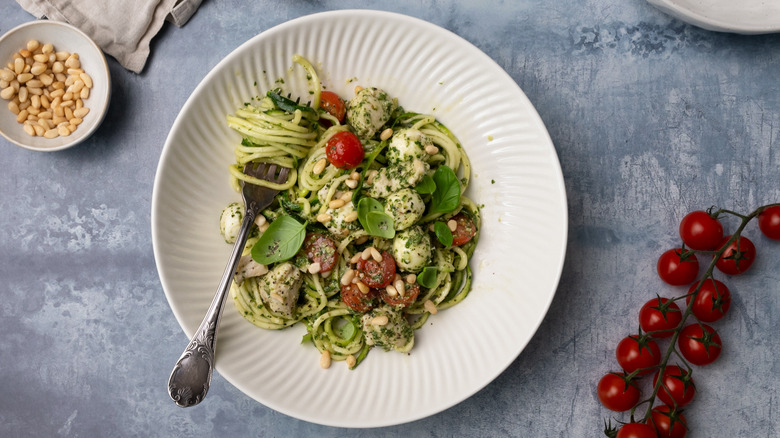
(0, 20, 111, 152)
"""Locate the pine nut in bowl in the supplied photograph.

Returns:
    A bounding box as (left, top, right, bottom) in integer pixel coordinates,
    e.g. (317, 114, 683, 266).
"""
(0, 20, 111, 152)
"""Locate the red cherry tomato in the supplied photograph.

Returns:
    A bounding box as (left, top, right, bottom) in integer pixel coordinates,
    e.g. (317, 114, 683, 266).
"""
(617, 423, 659, 438)
(356, 250, 396, 288)
(616, 335, 662, 375)
(597, 372, 641, 412)
(653, 365, 695, 407)
(340, 283, 377, 312)
(679, 210, 723, 250)
(677, 323, 722, 366)
(686, 278, 730, 322)
(715, 235, 756, 275)
(450, 213, 477, 246)
(326, 131, 365, 169)
(650, 405, 688, 438)
(639, 297, 683, 338)
(657, 249, 699, 286)
(380, 283, 420, 308)
(303, 233, 339, 273)
(319, 90, 346, 122)
(758, 205, 780, 240)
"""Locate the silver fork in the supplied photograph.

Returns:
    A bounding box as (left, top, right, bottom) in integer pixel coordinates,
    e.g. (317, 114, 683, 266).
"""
(167, 162, 290, 407)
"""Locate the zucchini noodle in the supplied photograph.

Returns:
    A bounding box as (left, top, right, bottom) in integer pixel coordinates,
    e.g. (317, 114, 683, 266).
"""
(221, 56, 481, 370)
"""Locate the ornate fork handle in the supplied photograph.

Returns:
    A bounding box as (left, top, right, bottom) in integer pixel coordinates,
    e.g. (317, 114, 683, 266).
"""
(168, 202, 258, 407)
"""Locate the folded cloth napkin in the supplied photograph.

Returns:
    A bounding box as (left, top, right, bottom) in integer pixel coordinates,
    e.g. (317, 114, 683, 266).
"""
(14, 0, 203, 73)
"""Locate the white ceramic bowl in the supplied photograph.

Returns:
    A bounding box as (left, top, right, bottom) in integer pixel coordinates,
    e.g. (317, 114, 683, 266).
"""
(0, 20, 111, 151)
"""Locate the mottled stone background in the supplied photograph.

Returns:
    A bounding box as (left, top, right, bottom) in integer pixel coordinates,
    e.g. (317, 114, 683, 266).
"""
(1, 1, 779, 436)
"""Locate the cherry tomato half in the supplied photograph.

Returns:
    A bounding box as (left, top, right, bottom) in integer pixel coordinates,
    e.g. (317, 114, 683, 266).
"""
(303, 233, 339, 273)
(617, 423, 658, 438)
(677, 323, 722, 366)
(653, 365, 695, 408)
(657, 249, 699, 286)
(639, 297, 683, 338)
(356, 250, 396, 288)
(451, 213, 478, 246)
(380, 283, 420, 308)
(686, 278, 730, 322)
(650, 405, 688, 438)
(340, 283, 377, 313)
(758, 205, 780, 240)
(715, 235, 756, 275)
(319, 90, 346, 122)
(616, 334, 662, 375)
(597, 372, 641, 412)
(326, 131, 365, 169)
(679, 210, 723, 250)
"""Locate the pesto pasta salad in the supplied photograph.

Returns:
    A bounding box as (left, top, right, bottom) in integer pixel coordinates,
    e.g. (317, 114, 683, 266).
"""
(219, 55, 480, 369)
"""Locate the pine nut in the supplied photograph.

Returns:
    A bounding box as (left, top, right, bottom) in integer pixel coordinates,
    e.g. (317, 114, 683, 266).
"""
(0, 86, 14, 100)
(50, 89, 64, 99)
(329, 199, 346, 209)
(406, 274, 417, 284)
(79, 72, 93, 88)
(424, 300, 438, 315)
(69, 117, 82, 126)
(371, 315, 389, 326)
(344, 211, 359, 223)
(308, 262, 322, 274)
(350, 171, 360, 180)
(320, 350, 331, 369)
(43, 128, 58, 138)
(51, 61, 64, 74)
(26, 40, 40, 52)
(14, 58, 24, 75)
(354, 235, 369, 245)
(16, 109, 27, 123)
(57, 125, 71, 137)
(38, 110, 51, 119)
(354, 85, 363, 94)
(346, 354, 356, 369)
(316, 213, 332, 223)
(385, 284, 398, 296)
(356, 281, 370, 294)
(0, 68, 14, 82)
(8, 100, 20, 114)
(425, 145, 439, 155)
(340, 269, 355, 286)
(340, 191, 353, 201)
(73, 107, 90, 119)
(448, 219, 458, 232)
(30, 63, 46, 76)
(54, 50, 68, 60)
(350, 253, 361, 264)
(312, 158, 327, 175)
(344, 179, 358, 189)
(23, 123, 35, 136)
(380, 128, 393, 141)
(361, 247, 372, 260)
(41, 44, 54, 54)
(394, 279, 405, 296)
(32, 124, 44, 136)
(80, 87, 90, 100)
(370, 247, 382, 262)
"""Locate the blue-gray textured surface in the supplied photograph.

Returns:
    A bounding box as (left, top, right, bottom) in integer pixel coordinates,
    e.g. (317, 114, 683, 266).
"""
(1, 0, 779, 436)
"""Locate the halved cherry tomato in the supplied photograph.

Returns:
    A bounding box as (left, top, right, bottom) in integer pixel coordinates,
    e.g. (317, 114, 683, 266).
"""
(357, 250, 396, 288)
(677, 323, 722, 366)
(326, 131, 364, 169)
(715, 235, 756, 275)
(597, 372, 641, 412)
(657, 248, 699, 286)
(303, 233, 339, 272)
(380, 283, 420, 308)
(340, 283, 377, 312)
(319, 90, 346, 122)
(758, 205, 780, 240)
(653, 365, 695, 407)
(650, 405, 688, 438)
(639, 297, 682, 338)
(679, 210, 723, 250)
(616, 334, 661, 375)
(686, 278, 730, 322)
(617, 423, 658, 438)
(451, 213, 477, 246)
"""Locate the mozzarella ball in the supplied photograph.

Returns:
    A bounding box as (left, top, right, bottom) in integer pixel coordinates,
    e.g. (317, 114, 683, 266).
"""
(219, 202, 244, 243)
(392, 225, 432, 273)
(346, 87, 397, 139)
(385, 188, 425, 230)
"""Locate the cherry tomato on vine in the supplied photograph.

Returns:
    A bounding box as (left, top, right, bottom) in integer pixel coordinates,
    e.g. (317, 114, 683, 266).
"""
(758, 205, 780, 240)
(679, 210, 724, 250)
(319, 90, 346, 122)
(715, 235, 756, 275)
(657, 249, 699, 286)
(650, 405, 688, 438)
(617, 422, 658, 438)
(597, 372, 641, 412)
(686, 278, 731, 322)
(639, 297, 682, 338)
(677, 323, 722, 366)
(616, 334, 662, 375)
(653, 365, 695, 407)
(326, 131, 365, 169)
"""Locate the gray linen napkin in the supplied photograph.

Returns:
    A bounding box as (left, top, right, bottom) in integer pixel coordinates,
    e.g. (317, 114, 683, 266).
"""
(14, 0, 203, 73)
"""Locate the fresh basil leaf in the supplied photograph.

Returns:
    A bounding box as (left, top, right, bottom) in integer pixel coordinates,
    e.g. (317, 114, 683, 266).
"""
(357, 197, 384, 223)
(429, 165, 460, 214)
(414, 174, 436, 194)
(434, 221, 453, 247)
(364, 211, 395, 238)
(416, 267, 439, 289)
(250, 215, 307, 264)
(334, 317, 357, 342)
